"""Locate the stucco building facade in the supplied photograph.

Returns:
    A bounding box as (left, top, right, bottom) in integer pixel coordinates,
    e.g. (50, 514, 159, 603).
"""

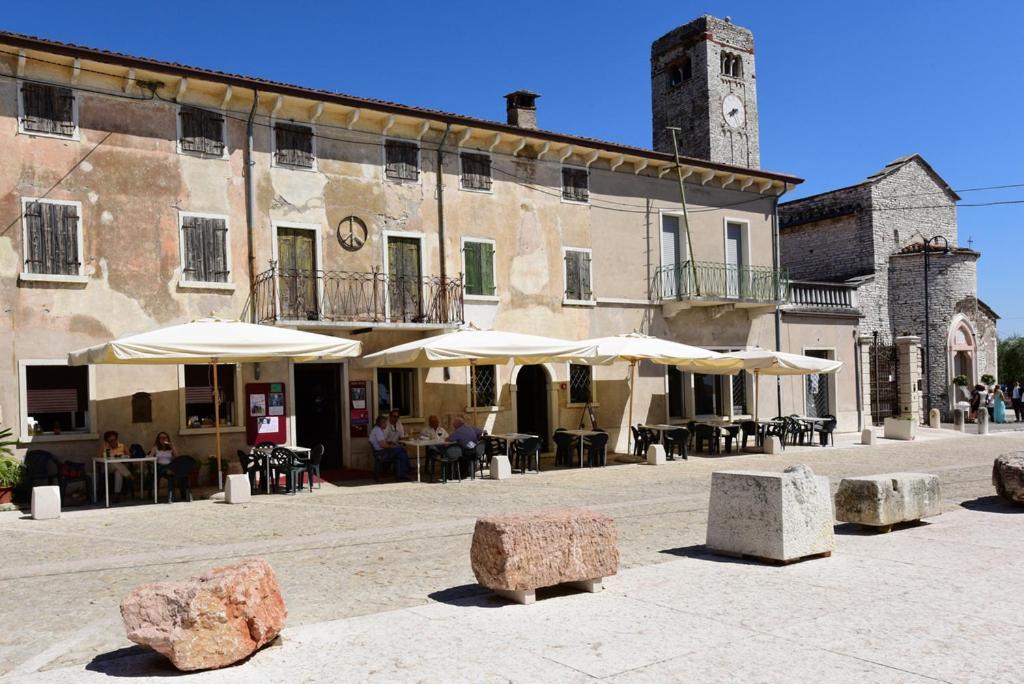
(2, 16, 873, 477)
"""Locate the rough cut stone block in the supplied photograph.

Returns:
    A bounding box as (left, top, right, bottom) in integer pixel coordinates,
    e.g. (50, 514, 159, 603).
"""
(31, 485, 60, 520)
(883, 417, 916, 441)
(834, 473, 941, 529)
(489, 455, 512, 480)
(706, 464, 834, 563)
(471, 508, 618, 603)
(224, 474, 251, 504)
(121, 559, 286, 671)
(762, 436, 783, 454)
(928, 409, 941, 429)
(646, 444, 666, 465)
(992, 453, 1024, 504)
(861, 428, 876, 445)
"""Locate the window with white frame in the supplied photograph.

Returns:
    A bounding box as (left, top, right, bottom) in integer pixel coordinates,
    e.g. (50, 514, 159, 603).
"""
(563, 248, 593, 302)
(377, 367, 419, 418)
(568, 364, 593, 405)
(460, 152, 492, 191)
(19, 82, 77, 138)
(179, 106, 226, 157)
(385, 140, 419, 181)
(182, 364, 238, 429)
(462, 239, 496, 297)
(471, 365, 497, 408)
(561, 166, 589, 203)
(22, 199, 83, 276)
(274, 122, 315, 168)
(180, 214, 229, 283)
(21, 362, 92, 437)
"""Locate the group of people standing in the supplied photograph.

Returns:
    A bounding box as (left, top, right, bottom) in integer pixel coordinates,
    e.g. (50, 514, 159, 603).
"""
(969, 382, 1023, 424)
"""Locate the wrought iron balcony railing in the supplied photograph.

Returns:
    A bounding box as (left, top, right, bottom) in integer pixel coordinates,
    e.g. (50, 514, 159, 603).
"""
(653, 261, 789, 305)
(250, 267, 464, 326)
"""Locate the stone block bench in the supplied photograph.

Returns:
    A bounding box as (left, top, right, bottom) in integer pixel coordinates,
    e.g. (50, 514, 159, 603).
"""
(993, 453, 1024, 504)
(834, 473, 941, 532)
(706, 464, 834, 564)
(470, 508, 619, 604)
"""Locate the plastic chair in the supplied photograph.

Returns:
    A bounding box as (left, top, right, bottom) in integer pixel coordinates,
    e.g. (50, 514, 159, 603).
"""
(161, 456, 195, 503)
(552, 429, 578, 467)
(740, 421, 759, 450)
(694, 424, 721, 454)
(582, 432, 609, 467)
(435, 445, 463, 483)
(306, 444, 324, 489)
(815, 416, 838, 446)
(513, 437, 541, 473)
(271, 447, 306, 494)
(461, 442, 487, 479)
(663, 427, 689, 460)
(721, 425, 741, 453)
(629, 426, 647, 461)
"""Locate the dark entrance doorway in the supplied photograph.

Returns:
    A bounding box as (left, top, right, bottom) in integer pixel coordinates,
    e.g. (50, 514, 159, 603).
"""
(294, 363, 344, 470)
(516, 365, 549, 452)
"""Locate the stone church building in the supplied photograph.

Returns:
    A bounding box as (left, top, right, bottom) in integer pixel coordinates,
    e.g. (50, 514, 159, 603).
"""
(779, 155, 999, 419)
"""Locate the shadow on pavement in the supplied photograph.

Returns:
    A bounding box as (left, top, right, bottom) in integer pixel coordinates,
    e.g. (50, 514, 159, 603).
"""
(960, 495, 1024, 513)
(834, 520, 931, 536)
(427, 583, 501, 608)
(658, 544, 763, 566)
(85, 646, 182, 678)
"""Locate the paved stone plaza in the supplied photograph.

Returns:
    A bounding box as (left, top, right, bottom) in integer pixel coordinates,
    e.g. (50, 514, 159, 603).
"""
(2, 429, 1022, 682)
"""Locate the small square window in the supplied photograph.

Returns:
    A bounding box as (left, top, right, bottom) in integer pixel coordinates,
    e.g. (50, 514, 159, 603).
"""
(471, 365, 497, 408)
(462, 240, 496, 296)
(460, 152, 492, 191)
(274, 122, 315, 168)
(183, 364, 237, 429)
(377, 367, 419, 417)
(180, 215, 229, 283)
(179, 106, 225, 157)
(20, 83, 76, 138)
(563, 249, 593, 302)
(561, 167, 589, 203)
(22, 199, 82, 276)
(23, 364, 90, 435)
(385, 140, 419, 181)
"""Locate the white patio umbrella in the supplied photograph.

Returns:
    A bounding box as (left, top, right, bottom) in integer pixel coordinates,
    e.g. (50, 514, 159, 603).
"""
(678, 347, 843, 421)
(360, 328, 605, 424)
(572, 333, 738, 453)
(69, 318, 362, 486)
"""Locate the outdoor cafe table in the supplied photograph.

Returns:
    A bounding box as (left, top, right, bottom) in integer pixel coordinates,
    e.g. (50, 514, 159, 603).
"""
(561, 429, 602, 468)
(489, 433, 539, 473)
(640, 424, 683, 444)
(260, 445, 311, 493)
(400, 438, 452, 483)
(92, 455, 158, 508)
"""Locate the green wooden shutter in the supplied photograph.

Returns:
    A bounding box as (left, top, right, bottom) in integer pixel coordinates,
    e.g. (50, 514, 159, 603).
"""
(480, 242, 495, 295)
(464, 242, 481, 295)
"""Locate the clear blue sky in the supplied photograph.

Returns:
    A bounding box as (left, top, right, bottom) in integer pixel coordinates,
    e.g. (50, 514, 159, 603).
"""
(6, 1, 1020, 334)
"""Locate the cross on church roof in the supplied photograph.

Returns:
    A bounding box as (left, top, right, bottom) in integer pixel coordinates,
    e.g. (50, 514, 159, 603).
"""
(967, 237, 974, 249)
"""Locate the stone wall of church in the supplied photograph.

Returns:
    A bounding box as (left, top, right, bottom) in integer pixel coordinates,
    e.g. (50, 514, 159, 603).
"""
(778, 184, 873, 282)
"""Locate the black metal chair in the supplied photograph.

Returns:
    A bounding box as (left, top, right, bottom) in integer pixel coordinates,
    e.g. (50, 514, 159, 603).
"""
(815, 415, 838, 446)
(513, 437, 541, 473)
(161, 456, 195, 503)
(552, 429, 577, 467)
(306, 444, 325, 489)
(582, 432, 609, 467)
(663, 427, 689, 460)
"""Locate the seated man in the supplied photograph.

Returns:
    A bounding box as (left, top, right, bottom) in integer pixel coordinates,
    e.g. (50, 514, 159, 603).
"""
(419, 415, 449, 441)
(449, 415, 483, 448)
(385, 409, 406, 443)
(369, 415, 410, 481)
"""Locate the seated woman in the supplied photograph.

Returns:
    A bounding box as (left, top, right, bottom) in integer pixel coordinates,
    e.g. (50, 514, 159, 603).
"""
(100, 430, 133, 501)
(148, 431, 178, 476)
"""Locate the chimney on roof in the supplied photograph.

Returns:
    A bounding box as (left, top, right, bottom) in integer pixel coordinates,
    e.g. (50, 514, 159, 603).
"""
(505, 90, 540, 129)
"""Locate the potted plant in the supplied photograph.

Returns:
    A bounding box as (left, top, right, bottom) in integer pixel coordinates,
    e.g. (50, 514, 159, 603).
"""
(0, 426, 22, 504)
(952, 374, 969, 387)
(980, 373, 996, 388)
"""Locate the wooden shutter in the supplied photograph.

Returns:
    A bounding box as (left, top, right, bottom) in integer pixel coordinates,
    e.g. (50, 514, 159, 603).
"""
(275, 124, 313, 168)
(461, 153, 491, 190)
(580, 252, 592, 299)
(21, 84, 74, 137)
(24, 202, 79, 275)
(203, 111, 225, 156)
(463, 242, 482, 295)
(57, 204, 80, 275)
(56, 88, 76, 137)
(565, 251, 580, 300)
(181, 216, 205, 281)
(23, 201, 44, 273)
(209, 219, 229, 282)
(562, 168, 589, 202)
(480, 242, 495, 295)
(386, 141, 418, 181)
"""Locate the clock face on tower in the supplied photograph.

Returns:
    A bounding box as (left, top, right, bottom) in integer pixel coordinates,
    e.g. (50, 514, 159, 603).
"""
(722, 93, 745, 128)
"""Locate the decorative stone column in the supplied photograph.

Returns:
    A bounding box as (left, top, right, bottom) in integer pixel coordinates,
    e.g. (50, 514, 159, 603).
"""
(895, 336, 922, 422)
(857, 336, 874, 431)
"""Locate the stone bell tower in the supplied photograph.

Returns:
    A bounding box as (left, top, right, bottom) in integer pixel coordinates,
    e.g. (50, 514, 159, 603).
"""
(651, 15, 760, 169)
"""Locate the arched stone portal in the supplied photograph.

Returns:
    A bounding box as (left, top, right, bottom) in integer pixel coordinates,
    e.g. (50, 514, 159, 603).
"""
(948, 315, 977, 408)
(510, 364, 558, 452)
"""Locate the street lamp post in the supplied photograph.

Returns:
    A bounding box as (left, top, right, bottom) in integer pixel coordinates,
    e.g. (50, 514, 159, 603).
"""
(923, 235, 951, 419)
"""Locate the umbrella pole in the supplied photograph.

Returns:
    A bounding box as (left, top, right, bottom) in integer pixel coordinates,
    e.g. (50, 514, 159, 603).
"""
(754, 369, 759, 422)
(627, 361, 636, 458)
(470, 361, 477, 411)
(212, 361, 223, 490)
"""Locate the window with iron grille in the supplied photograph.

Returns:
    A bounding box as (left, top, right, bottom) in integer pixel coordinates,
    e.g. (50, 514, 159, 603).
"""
(385, 140, 419, 181)
(463, 240, 496, 296)
(460, 152, 492, 191)
(180, 215, 229, 283)
(183, 364, 237, 428)
(731, 371, 749, 415)
(569, 364, 593, 405)
(179, 106, 225, 157)
(561, 167, 589, 203)
(472, 365, 497, 408)
(274, 122, 315, 168)
(563, 249, 592, 301)
(20, 83, 76, 138)
(23, 200, 82, 276)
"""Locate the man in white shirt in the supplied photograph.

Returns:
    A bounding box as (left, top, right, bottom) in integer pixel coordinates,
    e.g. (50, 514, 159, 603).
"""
(419, 415, 449, 441)
(384, 409, 405, 443)
(369, 415, 410, 481)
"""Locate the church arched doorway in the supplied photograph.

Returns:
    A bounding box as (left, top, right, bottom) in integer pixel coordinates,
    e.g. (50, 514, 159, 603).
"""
(948, 317, 977, 407)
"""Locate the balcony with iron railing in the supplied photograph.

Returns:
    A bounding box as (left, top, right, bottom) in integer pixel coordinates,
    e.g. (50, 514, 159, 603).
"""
(248, 266, 464, 328)
(652, 261, 789, 313)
